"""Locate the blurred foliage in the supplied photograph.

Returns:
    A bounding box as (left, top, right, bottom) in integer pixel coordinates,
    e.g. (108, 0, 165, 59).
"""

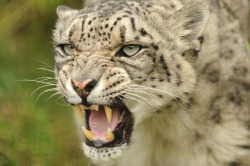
(0, 0, 88, 165)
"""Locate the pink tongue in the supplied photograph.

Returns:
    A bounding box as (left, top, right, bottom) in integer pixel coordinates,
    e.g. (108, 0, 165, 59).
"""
(89, 106, 120, 137)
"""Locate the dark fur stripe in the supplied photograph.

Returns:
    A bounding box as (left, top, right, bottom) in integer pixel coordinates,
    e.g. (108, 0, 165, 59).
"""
(81, 20, 85, 32)
(130, 17, 136, 31)
(160, 55, 171, 82)
(120, 26, 126, 42)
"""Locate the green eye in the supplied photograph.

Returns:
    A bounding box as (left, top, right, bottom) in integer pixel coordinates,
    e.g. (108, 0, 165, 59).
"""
(61, 44, 75, 56)
(122, 45, 141, 56)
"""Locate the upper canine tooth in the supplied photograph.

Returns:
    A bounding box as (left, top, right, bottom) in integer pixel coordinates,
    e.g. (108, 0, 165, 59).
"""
(106, 128, 114, 142)
(90, 104, 99, 111)
(75, 104, 83, 121)
(82, 127, 94, 141)
(104, 105, 112, 123)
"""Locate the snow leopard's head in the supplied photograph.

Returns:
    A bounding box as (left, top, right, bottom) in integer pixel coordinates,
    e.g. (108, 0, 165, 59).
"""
(53, 0, 209, 164)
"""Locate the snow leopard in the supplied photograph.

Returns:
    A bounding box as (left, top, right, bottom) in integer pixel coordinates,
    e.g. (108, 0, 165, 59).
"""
(52, 0, 250, 165)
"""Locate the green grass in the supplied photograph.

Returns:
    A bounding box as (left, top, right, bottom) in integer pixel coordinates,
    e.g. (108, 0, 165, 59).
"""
(0, 0, 88, 165)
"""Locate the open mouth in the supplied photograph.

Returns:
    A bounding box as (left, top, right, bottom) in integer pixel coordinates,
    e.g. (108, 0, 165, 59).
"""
(75, 104, 133, 148)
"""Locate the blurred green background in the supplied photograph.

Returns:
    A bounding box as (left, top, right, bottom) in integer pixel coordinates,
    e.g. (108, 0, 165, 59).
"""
(0, 0, 89, 165)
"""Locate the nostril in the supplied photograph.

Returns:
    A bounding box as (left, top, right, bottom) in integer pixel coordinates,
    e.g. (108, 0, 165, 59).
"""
(85, 79, 97, 92)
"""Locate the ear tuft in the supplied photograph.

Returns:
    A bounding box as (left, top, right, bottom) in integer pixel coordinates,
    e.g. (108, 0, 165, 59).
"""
(168, 2, 209, 44)
(56, 5, 78, 19)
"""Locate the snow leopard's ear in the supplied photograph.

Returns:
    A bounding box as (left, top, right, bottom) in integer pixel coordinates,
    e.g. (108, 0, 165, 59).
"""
(57, 6, 79, 19)
(167, 2, 209, 46)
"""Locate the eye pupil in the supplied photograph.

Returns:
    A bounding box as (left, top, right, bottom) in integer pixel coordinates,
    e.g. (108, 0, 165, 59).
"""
(68, 45, 74, 49)
(128, 45, 134, 49)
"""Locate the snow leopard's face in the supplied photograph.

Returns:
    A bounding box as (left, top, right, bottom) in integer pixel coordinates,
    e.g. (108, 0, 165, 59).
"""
(53, 0, 208, 164)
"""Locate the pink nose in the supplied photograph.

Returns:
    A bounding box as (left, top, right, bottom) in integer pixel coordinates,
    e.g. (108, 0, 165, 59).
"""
(72, 78, 92, 90)
(72, 78, 93, 95)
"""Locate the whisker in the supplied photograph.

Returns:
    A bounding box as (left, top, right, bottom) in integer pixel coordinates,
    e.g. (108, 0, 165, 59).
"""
(47, 92, 62, 100)
(17, 75, 56, 83)
(36, 79, 56, 84)
(126, 87, 158, 99)
(130, 84, 194, 110)
(124, 91, 156, 112)
(36, 77, 55, 81)
(55, 96, 69, 107)
(18, 79, 57, 85)
(173, 97, 190, 111)
(31, 84, 56, 96)
(126, 88, 156, 105)
(33, 88, 58, 105)
(36, 67, 55, 73)
(33, 59, 54, 69)
(129, 84, 191, 105)
(124, 94, 155, 112)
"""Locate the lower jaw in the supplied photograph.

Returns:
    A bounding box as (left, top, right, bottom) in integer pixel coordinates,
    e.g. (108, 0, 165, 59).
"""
(82, 142, 128, 163)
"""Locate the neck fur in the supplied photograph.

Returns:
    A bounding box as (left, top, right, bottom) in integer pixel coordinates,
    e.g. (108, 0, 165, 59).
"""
(117, 107, 197, 166)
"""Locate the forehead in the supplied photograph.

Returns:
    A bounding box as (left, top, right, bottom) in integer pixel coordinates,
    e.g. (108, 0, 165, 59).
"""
(56, 0, 151, 51)
(82, 0, 147, 18)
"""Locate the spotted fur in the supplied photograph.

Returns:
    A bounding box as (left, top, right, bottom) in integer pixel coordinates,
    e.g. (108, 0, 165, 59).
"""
(53, 0, 250, 165)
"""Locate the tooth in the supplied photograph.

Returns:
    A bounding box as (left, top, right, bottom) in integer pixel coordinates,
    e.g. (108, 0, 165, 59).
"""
(82, 127, 94, 141)
(106, 128, 114, 142)
(75, 104, 83, 121)
(90, 104, 99, 111)
(104, 105, 112, 123)
(118, 111, 126, 123)
(80, 105, 88, 110)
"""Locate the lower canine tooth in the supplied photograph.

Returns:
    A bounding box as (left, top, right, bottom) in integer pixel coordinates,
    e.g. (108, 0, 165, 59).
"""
(104, 105, 112, 123)
(118, 111, 126, 123)
(75, 104, 83, 121)
(106, 128, 114, 142)
(82, 127, 94, 141)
